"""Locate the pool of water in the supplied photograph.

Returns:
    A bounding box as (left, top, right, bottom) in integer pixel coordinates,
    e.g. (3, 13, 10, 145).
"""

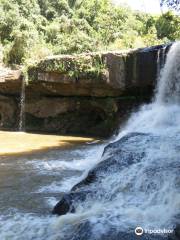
(0, 132, 105, 240)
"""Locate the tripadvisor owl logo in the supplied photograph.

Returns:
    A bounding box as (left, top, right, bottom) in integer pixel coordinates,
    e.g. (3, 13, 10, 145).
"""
(135, 227, 144, 236)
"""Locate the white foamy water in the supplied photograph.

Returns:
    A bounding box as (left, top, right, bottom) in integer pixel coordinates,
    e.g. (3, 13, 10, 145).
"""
(37, 176, 83, 193)
(52, 42, 180, 238)
(30, 145, 104, 193)
(28, 145, 104, 173)
(19, 77, 26, 131)
(0, 142, 105, 240)
(0, 213, 65, 240)
(0, 42, 180, 240)
(117, 42, 180, 137)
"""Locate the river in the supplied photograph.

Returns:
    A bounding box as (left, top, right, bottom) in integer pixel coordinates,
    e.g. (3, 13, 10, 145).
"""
(0, 42, 180, 240)
(0, 132, 105, 239)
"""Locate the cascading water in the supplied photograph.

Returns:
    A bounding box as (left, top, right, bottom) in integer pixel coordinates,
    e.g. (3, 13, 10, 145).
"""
(19, 76, 25, 131)
(53, 42, 180, 239)
(156, 46, 167, 78)
(119, 41, 180, 135)
(0, 42, 179, 240)
(156, 42, 180, 104)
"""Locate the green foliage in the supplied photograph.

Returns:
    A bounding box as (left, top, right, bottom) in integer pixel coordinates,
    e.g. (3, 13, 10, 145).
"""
(0, 0, 179, 65)
(29, 54, 106, 81)
(156, 11, 180, 40)
(37, 0, 71, 20)
(44, 16, 99, 53)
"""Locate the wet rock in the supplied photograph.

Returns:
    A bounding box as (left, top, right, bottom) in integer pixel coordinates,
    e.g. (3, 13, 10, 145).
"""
(52, 191, 92, 215)
(168, 225, 180, 240)
(53, 132, 178, 239)
(53, 133, 151, 213)
(52, 193, 75, 215)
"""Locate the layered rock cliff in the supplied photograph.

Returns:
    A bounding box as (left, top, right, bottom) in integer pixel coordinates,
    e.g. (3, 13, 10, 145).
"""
(0, 44, 170, 137)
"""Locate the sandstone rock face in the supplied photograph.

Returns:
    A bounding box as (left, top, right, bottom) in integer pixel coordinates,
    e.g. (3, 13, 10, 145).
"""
(27, 48, 160, 97)
(0, 68, 22, 95)
(27, 44, 171, 98)
(0, 44, 171, 136)
(0, 67, 22, 130)
(24, 97, 120, 137)
(0, 95, 18, 129)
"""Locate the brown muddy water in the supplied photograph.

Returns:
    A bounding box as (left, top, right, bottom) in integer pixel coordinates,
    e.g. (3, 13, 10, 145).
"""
(0, 131, 105, 240)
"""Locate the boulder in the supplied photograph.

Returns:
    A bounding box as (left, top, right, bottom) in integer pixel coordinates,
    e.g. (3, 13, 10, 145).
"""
(52, 132, 179, 240)
(52, 133, 149, 216)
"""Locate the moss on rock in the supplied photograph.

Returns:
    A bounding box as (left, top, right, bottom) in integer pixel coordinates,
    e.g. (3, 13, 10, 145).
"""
(28, 54, 107, 82)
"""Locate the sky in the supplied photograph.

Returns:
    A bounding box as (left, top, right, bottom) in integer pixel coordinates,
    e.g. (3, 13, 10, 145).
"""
(112, 0, 162, 14)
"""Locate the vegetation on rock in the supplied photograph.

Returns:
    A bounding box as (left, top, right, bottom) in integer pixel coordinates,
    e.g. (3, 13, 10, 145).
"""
(28, 54, 107, 81)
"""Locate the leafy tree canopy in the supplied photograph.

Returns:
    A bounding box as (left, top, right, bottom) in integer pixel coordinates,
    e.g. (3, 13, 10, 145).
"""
(0, 0, 179, 65)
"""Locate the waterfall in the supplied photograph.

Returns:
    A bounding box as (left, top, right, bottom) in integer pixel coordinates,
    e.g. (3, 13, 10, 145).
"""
(156, 46, 167, 79)
(156, 42, 180, 104)
(19, 76, 25, 131)
(53, 42, 180, 239)
(118, 41, 180, 136)
(0, 42, 179, 240)
(112, 41, 180, 231)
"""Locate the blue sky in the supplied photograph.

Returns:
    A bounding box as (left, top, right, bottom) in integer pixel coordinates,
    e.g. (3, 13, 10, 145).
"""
(112, 0, 162, 14)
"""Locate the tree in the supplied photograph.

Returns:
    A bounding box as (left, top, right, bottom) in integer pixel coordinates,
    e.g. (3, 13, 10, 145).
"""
(68, 0, 83, 9)
(0, 0, 180, 65)
(156, 11, 180, 40)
